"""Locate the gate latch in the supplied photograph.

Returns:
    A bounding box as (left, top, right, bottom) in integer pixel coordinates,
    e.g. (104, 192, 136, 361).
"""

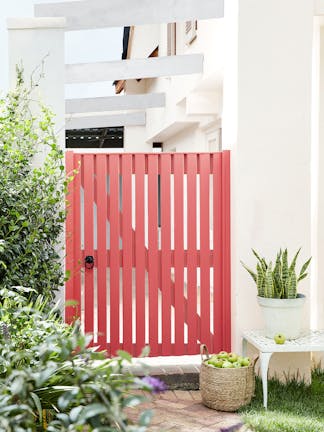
(85, 255, 94, 269)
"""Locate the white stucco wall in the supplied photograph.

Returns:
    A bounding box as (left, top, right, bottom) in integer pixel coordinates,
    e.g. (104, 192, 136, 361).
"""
(312, 17, 324, 369)
(224, 0, 313, 379)
(123, 18, 223, 152)
(8, 17, 66, 153)
(129, 24, 160, 58)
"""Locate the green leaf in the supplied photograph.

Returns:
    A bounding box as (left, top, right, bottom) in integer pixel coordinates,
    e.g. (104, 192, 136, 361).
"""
(123, 395, 146, 408)
(78, 403, 108, 422)
(297, 272, 308, 282)
(140, 345, 151, 358)
(69, 405, 83, 422)
(241, 261, 257, 283)
(10, 375, 24, 395)
(117, 350, 132, 362)
(287, 271, 297, 299)
(299, 257, 312, 279)
(289, 248, 301, 273)
(58, 389, 78, 411)
(264, 262, 274, 298)
(252, 249, 267, 271)
(30, 392, 42, 423)
(139, 409, 153, 427)
(256, 263, 265, 297)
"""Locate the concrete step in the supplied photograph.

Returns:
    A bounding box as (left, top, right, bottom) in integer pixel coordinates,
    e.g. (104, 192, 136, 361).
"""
(124, 355, 201, 390)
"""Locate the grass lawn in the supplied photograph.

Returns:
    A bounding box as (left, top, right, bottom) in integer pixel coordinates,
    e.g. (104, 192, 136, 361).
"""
(239, 369, 324, 432)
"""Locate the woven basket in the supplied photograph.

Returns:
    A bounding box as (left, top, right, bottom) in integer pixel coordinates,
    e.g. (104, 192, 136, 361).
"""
(199, 344, 257, 412)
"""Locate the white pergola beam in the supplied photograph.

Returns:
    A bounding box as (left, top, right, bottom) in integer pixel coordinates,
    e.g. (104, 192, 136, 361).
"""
(35, 0, 224, 30)
(66, 54, 203, 84)
(315, 0, 324, 15)
(66, 93, 165, 114)
(65, 112, 146, 129)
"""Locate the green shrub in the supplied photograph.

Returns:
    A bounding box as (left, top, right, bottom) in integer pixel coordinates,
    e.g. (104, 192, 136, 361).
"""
(0, 68, 67, 301)
(0, 288, 159, 431)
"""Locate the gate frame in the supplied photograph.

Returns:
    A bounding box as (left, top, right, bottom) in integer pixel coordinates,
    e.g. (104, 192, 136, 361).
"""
(65, 151, 231, 356)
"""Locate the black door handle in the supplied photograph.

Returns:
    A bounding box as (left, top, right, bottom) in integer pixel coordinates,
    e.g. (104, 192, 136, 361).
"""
(85, 255, 94, 269)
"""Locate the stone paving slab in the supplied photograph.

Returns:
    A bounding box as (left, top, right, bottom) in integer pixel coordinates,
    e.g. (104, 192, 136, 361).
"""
(127, 390, 247, 432)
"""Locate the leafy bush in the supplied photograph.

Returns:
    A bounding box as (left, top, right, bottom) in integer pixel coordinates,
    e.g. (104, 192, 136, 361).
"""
(0, 68, 67, 301)
(0, 288, 160, 431)
(0, 286, 71, 373)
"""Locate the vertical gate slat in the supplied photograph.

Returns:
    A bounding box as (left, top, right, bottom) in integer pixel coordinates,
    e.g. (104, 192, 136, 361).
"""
(187, 154, 198, 353)
(73, 153, 82, 321)
(65, 151, 74, 323)
(148, 155, 159, 356)
(174, 154, 185, 355)
(96, 154, 107, 350)
(222, 151, 231, 352)
(161, 154, 172, 355)
(213, 153, 223, 352)
(199, 154, 211, 348)
(109, 154, 120, 355)
(135, 155, 146, 356)
(121, 155, 133, 354)
(84, 154, 95, 337)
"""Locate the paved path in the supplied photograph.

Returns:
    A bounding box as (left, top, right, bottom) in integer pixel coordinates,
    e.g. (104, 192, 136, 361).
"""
(127, 390, 245, 432)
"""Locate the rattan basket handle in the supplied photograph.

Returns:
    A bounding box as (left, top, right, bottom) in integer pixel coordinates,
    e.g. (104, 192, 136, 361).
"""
(200, 344, 210, 361)
(252, 354, 259, 368)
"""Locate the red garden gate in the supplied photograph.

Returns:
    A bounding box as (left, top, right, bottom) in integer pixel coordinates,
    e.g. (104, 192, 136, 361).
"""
(65, 151, 231, 357)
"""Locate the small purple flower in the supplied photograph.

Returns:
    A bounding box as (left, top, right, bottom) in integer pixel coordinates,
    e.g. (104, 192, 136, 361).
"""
(141, 376, 168, 394)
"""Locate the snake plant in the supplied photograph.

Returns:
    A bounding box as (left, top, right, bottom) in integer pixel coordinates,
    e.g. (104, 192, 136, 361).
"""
(241, 248, 311, 299)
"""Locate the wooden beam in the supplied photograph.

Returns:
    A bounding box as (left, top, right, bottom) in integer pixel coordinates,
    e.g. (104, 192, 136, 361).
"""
(66, 93, 165, 113)
(35, 0, 224, 31)
(66, 54, 203, 83)
(65, 112, 146, 129)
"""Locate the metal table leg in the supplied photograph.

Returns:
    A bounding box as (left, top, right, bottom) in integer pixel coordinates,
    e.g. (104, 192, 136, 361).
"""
(259, 352, 273, 409)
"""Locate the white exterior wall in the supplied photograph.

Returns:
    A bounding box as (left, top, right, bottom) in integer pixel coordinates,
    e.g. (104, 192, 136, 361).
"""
(312, 17, 324, 368)
(7, 17, 66, 154)
(224, 0, 313, 380)
(163, 126, 207, 152)
(129, 25, 160, 58)
(123, 18, 224, 152)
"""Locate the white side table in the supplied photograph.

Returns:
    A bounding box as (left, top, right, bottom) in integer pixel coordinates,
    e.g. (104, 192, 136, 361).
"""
(242, 329, 324, 409)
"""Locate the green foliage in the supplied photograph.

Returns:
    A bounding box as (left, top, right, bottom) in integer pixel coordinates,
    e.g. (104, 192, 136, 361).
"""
(241, 248, 311, 298)
(0, 286, 71, 373)
(0, 288, 155, 431)
(0, 67, 67, 301)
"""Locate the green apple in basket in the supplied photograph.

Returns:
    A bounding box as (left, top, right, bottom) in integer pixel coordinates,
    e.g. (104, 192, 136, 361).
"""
(228, 352, 238, 363)
(222, 360, 234, 368)
(211, 358, 224, 368)
(217, 351, 229, 360)
(240, 357, 251, 367)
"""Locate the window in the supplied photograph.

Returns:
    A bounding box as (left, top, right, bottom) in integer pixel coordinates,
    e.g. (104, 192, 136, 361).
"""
(65, 127, 124, 149)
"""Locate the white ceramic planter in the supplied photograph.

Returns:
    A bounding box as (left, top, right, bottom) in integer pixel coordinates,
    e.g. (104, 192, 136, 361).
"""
(257, 294, 306, 339)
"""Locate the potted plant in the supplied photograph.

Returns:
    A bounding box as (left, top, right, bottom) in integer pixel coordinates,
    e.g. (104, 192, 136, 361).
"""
(241, 248, 311, 339)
